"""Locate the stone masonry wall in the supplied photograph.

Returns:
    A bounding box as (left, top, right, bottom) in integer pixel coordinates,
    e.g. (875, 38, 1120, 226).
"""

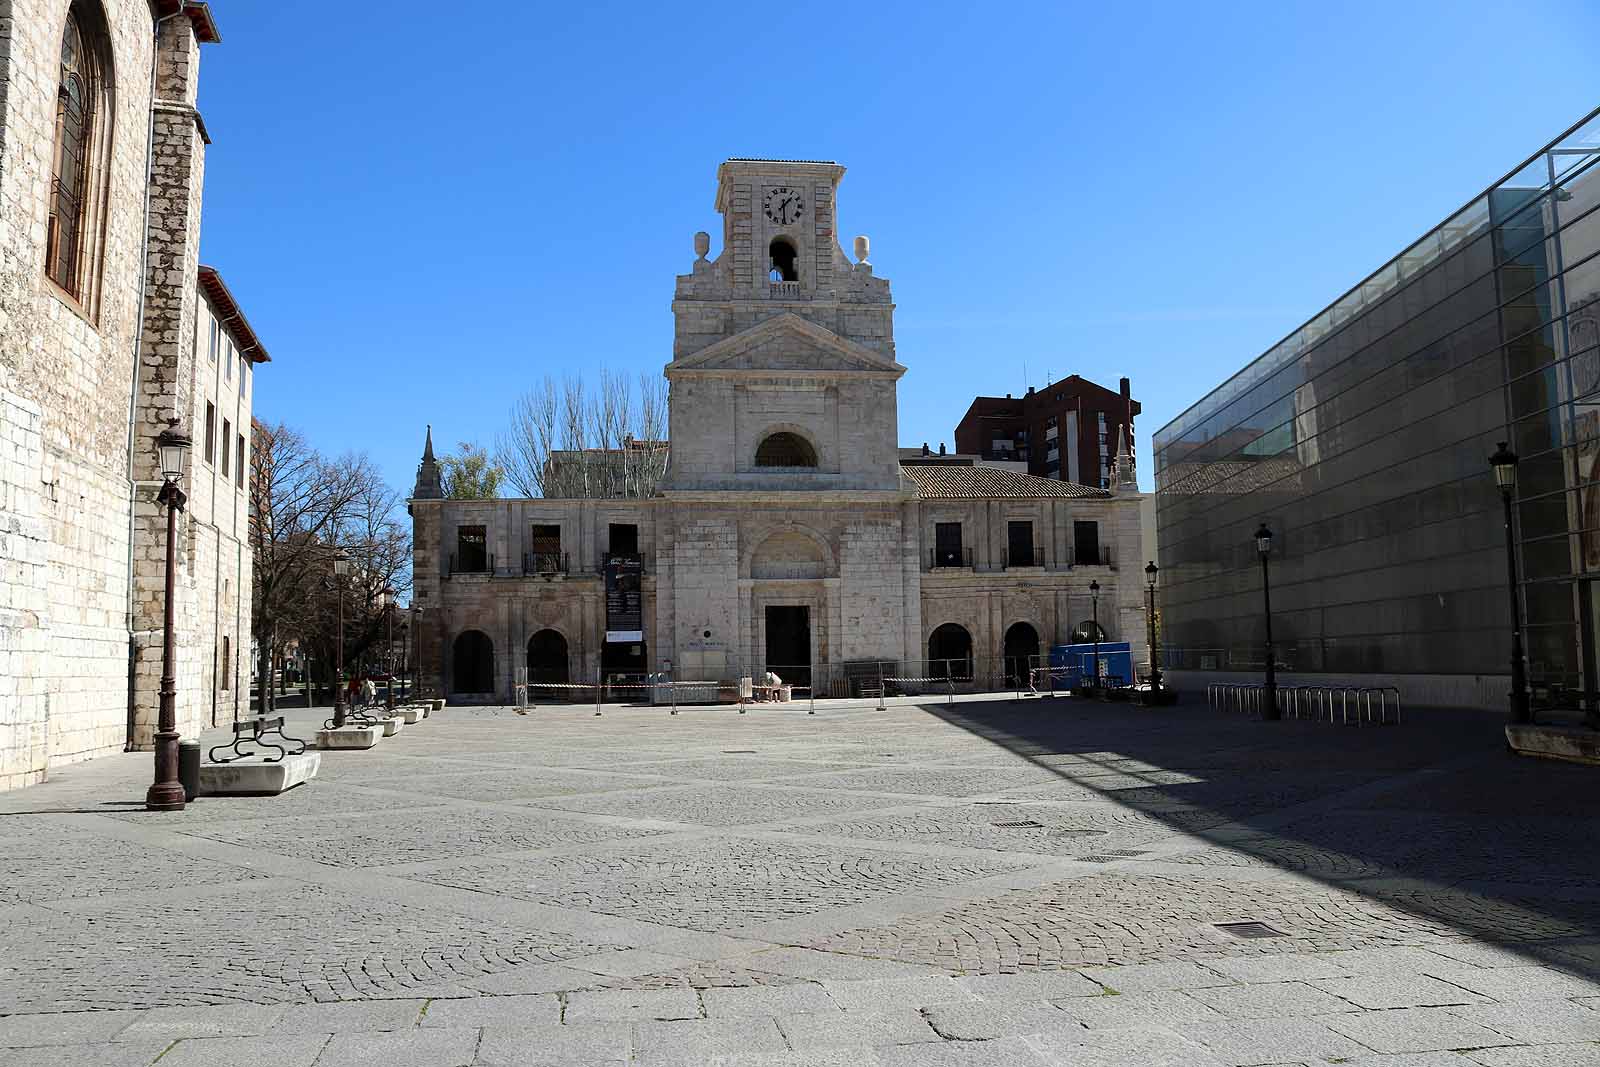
(0, 1, 164, 784)
(130, 14, 210, 748)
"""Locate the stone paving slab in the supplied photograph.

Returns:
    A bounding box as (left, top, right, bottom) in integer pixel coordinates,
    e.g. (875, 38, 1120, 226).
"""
(0, 698, 1596, 1065)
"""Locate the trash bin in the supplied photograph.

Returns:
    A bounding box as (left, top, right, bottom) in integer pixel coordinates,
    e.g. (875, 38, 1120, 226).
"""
(179, 739, 201, 802)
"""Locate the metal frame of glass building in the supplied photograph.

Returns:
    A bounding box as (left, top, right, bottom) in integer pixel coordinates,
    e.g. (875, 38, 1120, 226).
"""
(1154, 107, 1600, 711)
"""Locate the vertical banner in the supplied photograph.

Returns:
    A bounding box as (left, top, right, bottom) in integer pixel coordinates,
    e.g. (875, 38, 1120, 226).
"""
(604, 557, 644, 642)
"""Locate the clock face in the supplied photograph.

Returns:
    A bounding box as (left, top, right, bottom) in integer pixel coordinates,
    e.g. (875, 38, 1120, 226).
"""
(764, 186, 805, 226)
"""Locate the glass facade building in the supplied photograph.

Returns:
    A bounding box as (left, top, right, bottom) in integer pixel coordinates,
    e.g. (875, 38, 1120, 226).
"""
(1154, 109, 1600, 704)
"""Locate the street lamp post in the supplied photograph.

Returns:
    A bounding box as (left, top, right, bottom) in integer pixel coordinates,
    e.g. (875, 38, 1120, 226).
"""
(146, 423, 191, 811)
(1089, 579, 1101, 691)
(1255, 523, 1280, 720)
(384, 587, 396, 711)
(1490, 443, 1531, 725)
(331, 549, 351, 727)
(1145, 561, 1163, 694)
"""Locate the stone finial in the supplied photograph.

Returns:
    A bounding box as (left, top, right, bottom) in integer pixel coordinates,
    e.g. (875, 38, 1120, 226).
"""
(853, 234, 870, 265)
(1113, 423, 1137, 490)
(694, 231, 710, 261)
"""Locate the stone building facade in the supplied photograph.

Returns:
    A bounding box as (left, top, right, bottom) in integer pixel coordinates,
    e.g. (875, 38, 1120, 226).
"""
(0, 1, 264, 790)
(409, 159, 1143, 700)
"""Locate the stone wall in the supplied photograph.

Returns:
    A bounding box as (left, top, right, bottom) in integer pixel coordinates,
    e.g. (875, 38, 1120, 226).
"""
(0, 2, 238, 789)
(0, 0, 157, 784)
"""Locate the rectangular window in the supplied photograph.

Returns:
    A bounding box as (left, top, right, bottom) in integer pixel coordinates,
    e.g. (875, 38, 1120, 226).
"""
(239, 355, 247, 396)
(224, 340, 233, 381)
(221, 635, 230, 690)
(530, 523, 562, 571)
(221, 418, 231, 478)
(457, 525, 487, 572)
(608, 522, 639, 556)
(204, 402, 215, 465)
(1007, 520, 1035, 567)
(935, 521, 964, 567)
(1074, 520, 1101, 565)
(208, 318, 219, 363)
(236, 433, 245, 485)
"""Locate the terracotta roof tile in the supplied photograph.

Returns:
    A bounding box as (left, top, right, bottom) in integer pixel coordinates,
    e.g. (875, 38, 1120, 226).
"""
(901, 464, 1111, 500)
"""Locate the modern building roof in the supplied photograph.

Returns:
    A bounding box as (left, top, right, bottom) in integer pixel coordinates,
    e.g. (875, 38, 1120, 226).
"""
(901, 463, 1111, 500)
(197, 265, 269, 363)
(724, 158, 839, 165)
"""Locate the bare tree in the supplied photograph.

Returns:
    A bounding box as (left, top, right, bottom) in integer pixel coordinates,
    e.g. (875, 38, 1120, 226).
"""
(496, 371, 669, 499)
(249, 420, 409, 713)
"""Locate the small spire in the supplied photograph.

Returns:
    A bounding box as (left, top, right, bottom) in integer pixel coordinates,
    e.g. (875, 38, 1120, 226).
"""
(413, 423, 443, 500)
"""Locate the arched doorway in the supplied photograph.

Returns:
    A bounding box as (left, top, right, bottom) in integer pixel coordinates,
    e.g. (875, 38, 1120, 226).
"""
(1071, 620, 1107, 644)
(527, 629, 569, 686)
(1003, 622, 1040, 688)
(928, 623, 973, 681)
(452, 630, 495, 695)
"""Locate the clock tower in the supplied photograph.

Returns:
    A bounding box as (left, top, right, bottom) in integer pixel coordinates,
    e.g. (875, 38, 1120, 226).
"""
(671, 159, 895, 361)
(664, 158, 904, 493)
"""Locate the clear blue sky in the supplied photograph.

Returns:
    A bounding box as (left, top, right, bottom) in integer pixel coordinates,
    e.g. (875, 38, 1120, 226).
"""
(196, 1, 1598, 494)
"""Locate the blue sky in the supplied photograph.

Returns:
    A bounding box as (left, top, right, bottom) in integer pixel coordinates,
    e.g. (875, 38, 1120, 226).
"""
(197, 1, 1598, 494)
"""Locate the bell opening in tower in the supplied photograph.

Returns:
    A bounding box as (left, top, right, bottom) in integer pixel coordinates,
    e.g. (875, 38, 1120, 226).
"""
(768, 238, 798, 282)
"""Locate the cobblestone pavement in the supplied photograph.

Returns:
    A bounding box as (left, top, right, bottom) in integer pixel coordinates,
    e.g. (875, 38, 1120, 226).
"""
(0, 694, 1597, 1065)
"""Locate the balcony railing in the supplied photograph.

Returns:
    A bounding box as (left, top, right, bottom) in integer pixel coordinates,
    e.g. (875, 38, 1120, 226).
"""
(446, 552, 494, 577)
(1072, 547, 1115, 568)
(930, 547, 974, 569)
(1003, 543, 1044, 569)
(524, 552, 570, 576)
(769, 280, 801, 298)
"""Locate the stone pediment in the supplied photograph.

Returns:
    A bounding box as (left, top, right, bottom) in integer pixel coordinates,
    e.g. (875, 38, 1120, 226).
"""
(668, 313, 904, 377)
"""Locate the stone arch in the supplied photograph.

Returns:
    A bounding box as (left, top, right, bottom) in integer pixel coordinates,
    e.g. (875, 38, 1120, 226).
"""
(754, 429, 818, 468)
(1003, 621, 1041, 687)
(747, 524, 834, 579)
(527, 628, 569, 686)
(927, 622, 974, 681)
(451, 630, 495, 695)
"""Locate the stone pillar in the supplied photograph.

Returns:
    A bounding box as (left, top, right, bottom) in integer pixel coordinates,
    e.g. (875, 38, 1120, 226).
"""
(129, 16, 209, 749)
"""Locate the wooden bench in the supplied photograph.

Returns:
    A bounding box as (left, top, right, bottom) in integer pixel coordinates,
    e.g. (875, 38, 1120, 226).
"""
(210, 715, 307, 764)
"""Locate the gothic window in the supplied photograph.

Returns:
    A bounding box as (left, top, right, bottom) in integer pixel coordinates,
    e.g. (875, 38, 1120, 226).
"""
(755, 432, 817, 468)
(768, 238, 798, 282)
(45, 4, 109, 306)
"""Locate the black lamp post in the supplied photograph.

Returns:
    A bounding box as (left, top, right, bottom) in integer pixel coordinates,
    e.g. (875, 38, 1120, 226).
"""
(146, 424, 191, 811)
(1255, 523, 1280, 720)
(1089, 579, 1101, 690)
(331, 548, 351, 727)
(383, 587, 397, 711)
(1490, 442, 1531, 725)
(1145, 561, 1163, 694)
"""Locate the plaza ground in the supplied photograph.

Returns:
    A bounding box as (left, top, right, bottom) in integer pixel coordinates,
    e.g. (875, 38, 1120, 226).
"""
(0, 693, 1597, 1066)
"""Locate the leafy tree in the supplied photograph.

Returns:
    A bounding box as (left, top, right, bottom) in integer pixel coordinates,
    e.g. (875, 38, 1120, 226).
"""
(441, 441, 503, 499)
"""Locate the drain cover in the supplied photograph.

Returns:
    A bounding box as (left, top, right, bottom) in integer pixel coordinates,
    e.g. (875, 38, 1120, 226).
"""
(722, 750, 757, 754)
(1215, 921, 1286, 939)
(991, 820, 1045, 829)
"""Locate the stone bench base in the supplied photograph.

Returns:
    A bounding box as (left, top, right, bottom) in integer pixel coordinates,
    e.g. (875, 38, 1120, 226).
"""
(1507, 723, 1600, 766)
(398, 707, 424, 724)
(374, 716, 404, 736)
(317, 726, 382, 750)
(200, 753, 321, 795)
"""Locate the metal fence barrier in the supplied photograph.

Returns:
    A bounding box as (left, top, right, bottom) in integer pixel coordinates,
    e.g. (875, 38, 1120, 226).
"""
(1206, 681, 1400, 725)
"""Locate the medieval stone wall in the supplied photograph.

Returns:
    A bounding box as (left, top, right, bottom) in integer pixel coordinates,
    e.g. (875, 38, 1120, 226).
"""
(0, 2, 243, 788)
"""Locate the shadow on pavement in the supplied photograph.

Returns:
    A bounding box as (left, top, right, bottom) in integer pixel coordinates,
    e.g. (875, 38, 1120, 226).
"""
(920, 694, 1600, 980)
